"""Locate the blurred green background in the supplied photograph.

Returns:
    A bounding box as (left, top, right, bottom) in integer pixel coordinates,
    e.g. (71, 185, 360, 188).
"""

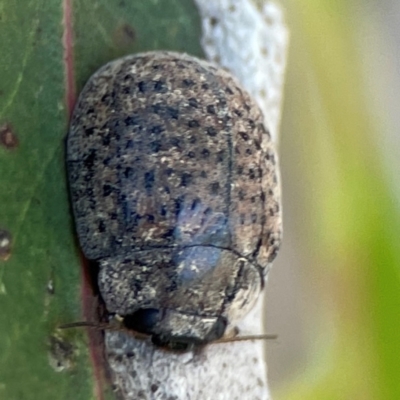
(265, 1, 400, 399)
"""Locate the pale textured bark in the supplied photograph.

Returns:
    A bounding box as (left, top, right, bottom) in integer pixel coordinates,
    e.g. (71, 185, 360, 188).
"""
(105, 2, 288, 399)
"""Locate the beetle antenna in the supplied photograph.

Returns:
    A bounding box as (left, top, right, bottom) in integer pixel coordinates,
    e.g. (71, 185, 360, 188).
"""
(59, 321, 110, 330)
(58, 320, 150, 340)
(213, 333, 278, 344)
(59, 322, 277, 345)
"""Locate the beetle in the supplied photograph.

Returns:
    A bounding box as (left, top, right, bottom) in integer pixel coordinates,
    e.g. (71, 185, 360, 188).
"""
(66, 51, 282, 350)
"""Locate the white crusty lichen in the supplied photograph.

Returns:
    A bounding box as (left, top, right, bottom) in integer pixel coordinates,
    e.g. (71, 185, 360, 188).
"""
(195, 0, 288, 143)
(105, 1, 288, 399)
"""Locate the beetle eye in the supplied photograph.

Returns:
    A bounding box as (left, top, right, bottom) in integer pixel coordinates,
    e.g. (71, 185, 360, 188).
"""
(123, 308, 160, 334)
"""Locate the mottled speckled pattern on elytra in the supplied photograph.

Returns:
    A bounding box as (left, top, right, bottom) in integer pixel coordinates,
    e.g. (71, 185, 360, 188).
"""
(67, 51, 282, 347)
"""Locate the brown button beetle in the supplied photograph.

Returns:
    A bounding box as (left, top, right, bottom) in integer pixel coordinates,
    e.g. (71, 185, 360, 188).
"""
(67, 51, 282, 350)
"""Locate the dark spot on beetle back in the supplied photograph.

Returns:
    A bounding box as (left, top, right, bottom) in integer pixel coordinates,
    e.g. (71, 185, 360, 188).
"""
(248, 119, 256, 129)
(167, 107, 179, 120)
(124, 167, 133, 179)
(125, 139, 134, 149)
(149, 140, 161, 153)
(103, 184, 113, 196)
(206, 127, 217, 137)
(201, 149, 210, 158)
(150, 125, 164, 134)
(188, 120, 200, 128)
(210, 182, 220, 194)
(146, 214, 155, 223)
(216, 151, 225, 162)
(152, 103, 162, 114)
(206, 105, 216, 114)
(102, 135, 111, 146)
(180, 173, 193, 187)
(239, 132, 249, 141)
(153, 80, 167, 92)
(137, 81, 146, 92)
(182, 79, 195, 87)
(170, 137, 181, 148)
(191, 198, 200, 210)
(124, 115, 141, 126)
(234, 109, 243, 117)
(175, 196, 184, 216)
(144, 171, 155, 191)
(218, 98, 227, 107)
(160, 205, 167, 216)
(84, 151, 96, 169)
(188, 98, 198, 108)
(101, 94, 110, 103)
(98, 221, 106, 232)
(165, 168, 174, 176)
(85, 127, 95, 136)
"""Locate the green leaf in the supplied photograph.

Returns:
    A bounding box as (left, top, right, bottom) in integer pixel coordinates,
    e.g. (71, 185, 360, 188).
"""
(0, 0, 202, 398)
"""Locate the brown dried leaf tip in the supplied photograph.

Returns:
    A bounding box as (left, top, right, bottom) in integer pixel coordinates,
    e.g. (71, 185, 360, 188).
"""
(0, 229, 12, 261)
(0, 123, 19, 149)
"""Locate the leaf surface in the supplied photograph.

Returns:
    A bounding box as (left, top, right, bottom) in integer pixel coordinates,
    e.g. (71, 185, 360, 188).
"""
(0, 1, 202, 398)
